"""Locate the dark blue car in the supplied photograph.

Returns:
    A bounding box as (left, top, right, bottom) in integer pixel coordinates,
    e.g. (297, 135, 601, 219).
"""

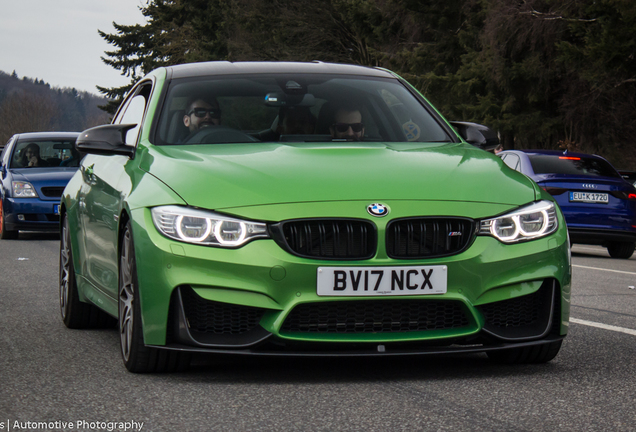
(1, 132, 80, 239)
(499, 150, 636, 258)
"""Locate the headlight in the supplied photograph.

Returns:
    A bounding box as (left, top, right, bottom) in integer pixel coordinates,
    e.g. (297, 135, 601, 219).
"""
(479, 200, 558, 243)
(12, 181, 38, 198)
(151, 205, 269, 247)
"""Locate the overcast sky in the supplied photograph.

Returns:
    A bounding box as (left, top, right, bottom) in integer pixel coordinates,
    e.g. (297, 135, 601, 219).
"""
(0, 0, 147, 95)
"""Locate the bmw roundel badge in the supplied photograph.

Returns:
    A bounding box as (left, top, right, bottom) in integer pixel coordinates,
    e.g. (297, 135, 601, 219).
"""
(367, 203, 389, 217)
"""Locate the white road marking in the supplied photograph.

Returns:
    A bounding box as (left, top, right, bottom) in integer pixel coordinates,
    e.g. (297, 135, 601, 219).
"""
(572, 264, 636, 276)
(573, 246, 608, 253)
(570, 318, 636, 336)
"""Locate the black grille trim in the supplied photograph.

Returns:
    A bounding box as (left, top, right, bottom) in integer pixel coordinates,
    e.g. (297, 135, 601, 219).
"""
(40, 187, 65, 198)
(180, 286, 265, 335)
(171, 286, 272, 348)
(478, 279, 556, 341)
(270, 218, 377, 260)
(281, 300, 471, 334)
(386, 217, 476, 259)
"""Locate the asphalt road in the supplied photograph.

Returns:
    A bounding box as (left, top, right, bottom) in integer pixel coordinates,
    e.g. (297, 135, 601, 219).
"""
(1, 235, 635, 432)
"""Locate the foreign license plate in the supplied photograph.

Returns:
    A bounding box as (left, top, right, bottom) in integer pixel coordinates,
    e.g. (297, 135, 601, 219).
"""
(54, 204, 59, 215)
(569, 192, 609, 203)
(317, 265, 447, 296)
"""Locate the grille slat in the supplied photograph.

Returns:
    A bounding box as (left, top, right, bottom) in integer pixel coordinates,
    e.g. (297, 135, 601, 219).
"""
(277, 219, 376, 259)
(387, 218, 475, 259)
(281, 300, 470, 334)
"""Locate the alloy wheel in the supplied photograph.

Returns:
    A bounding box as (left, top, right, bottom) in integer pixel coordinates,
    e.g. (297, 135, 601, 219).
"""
(60, 218, 71, 319)
(119, 229, 135, 362)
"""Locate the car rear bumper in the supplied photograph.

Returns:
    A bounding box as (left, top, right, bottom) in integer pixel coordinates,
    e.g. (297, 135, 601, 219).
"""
(569, 227, 636, 245)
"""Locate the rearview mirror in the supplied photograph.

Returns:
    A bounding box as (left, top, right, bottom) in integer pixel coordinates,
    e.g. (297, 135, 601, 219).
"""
(449, 121, 499, 151)
(76, 124, 137, 157)
(264, 93, 316, 108)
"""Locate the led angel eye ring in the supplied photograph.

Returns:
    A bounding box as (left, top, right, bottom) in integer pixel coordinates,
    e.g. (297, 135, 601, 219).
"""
(175, 215, 211, 242)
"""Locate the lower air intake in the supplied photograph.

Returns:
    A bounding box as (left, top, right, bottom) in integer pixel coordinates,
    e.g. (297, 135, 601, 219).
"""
(281, 300, 470, 334)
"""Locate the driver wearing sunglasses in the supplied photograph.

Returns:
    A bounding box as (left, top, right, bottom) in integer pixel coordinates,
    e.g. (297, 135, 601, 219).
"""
(183, 98, 222, 133)
(330, 107, 365, 141)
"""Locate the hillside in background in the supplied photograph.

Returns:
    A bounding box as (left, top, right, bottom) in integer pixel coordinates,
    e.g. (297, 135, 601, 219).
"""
(0, 70, 111, 145)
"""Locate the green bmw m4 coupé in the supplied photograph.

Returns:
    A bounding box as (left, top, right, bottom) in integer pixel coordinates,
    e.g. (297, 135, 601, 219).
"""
(59, 61, 571, 372)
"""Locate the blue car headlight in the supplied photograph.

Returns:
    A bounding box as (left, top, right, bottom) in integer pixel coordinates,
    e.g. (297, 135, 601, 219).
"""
(12, 181, 39, 198)
(479, 200, 558, 243)
(151, 205, 269, 247)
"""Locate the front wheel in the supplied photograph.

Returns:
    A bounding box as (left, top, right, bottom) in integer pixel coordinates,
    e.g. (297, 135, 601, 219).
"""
(486, 340, 563, 364)
(0, 200, 18, 240)
(119, 221, 191, 373)
(606, 241, 635, 259)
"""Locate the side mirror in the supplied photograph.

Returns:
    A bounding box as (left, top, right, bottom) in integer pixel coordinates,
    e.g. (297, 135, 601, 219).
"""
(76, 124, 137, 157)
(449, 121, 499, 151)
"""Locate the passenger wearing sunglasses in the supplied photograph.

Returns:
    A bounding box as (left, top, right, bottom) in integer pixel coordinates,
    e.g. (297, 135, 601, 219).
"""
(329, 107, 365, 141)
(183, 98, 222, 133)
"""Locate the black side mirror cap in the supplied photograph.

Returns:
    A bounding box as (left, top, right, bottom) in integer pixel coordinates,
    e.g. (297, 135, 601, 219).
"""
(449, 121, 500, 151)
(76, 124, 137, 157)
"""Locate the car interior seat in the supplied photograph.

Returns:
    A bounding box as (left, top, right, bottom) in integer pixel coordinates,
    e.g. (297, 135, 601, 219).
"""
(165, 110, 190, 143)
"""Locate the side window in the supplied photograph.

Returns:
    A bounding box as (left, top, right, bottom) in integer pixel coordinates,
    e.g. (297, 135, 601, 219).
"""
(502, 153, 521, 171)
(115, 83, 152, 146)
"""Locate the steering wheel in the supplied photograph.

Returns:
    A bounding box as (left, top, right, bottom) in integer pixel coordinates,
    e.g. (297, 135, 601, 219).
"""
(183, 126, 259, 144)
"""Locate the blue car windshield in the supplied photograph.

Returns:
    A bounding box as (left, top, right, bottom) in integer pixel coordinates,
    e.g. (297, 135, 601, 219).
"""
(156, 74, 453, 145)
(10, 140, 82, 168)
(528, 154, 621, 178)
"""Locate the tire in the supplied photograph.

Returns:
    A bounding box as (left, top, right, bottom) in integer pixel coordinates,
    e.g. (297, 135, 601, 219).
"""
(119, 221, 191, 373)
(606, 241, 635, 259)
(486, 340, 563, 364)
(0, 199, 18, 240)
(60, 215, 115, 328)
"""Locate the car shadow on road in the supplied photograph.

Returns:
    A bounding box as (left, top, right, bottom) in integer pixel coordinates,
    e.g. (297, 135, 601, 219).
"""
(179, 351, 563, 384)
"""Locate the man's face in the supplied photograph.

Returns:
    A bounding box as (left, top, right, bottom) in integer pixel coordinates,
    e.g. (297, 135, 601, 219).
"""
(330, 109, 364, 141)
(183, 100, 220, 132)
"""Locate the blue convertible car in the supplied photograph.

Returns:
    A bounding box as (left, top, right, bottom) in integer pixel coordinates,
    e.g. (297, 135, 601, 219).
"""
(1, 132, 80, 239)
(499, 149, 636, 258)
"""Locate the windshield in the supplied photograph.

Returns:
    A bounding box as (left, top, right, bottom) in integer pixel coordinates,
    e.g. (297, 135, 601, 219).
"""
(156, 74, 452, 145)
(528, 154, 621, 178)
(10, 140, 83, 169)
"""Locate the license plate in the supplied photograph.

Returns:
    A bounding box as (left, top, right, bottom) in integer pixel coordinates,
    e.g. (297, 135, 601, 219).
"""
(317, 265, 447, 296)
(569, 192, 609, 203)
(54, 204, 59, 215)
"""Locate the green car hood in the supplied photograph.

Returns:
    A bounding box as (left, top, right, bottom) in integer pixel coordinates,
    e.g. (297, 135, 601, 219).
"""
(140, 141, 536, 210)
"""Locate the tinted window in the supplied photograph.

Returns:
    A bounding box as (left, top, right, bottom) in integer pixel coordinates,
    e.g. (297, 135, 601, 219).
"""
(528, 154, 620, 178)
(10, 140, 82, 168)
(156, 74, 451, 145)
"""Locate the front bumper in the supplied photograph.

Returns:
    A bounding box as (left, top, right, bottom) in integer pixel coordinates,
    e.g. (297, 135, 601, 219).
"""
(4, 198, 60, 231)
(129, 203, 571, 354)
